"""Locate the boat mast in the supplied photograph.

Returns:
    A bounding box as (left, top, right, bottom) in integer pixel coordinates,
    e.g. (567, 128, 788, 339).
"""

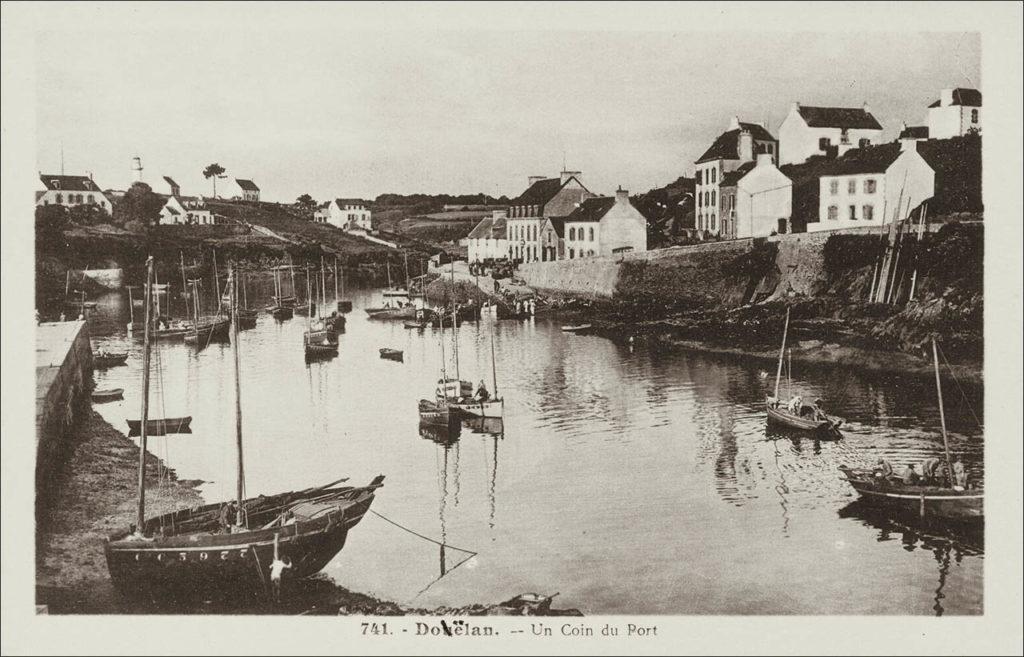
(320, 256, 328, 311)
(333, 255, 339, 302)
(306, 265, 313, 328)
(932, 337, 955, 487)
(230, 266, 246, 526)
(289, 256, 297, 301)
(135, 256, 154, 533)
(154, 268, 161, 320)
(242, 271, 248, 311)
(386, 258, 392, 289)
(490, 327, 498, 398)
(452, 304, 460, 383)
(774, 308, 790, 400)
(404, 251, 410, 290)
(180, 251, 190, 324)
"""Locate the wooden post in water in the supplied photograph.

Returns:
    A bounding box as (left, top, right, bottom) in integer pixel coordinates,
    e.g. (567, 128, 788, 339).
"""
(773, 308, 790, 400)
(932, 337, 954, 487)
(230, 267, 246, 526)
(135, 256, 154, 534)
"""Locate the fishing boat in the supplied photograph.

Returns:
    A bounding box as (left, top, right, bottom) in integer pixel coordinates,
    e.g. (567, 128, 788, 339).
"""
(404, 320, 428, 330)
(94, 351, 129, 368)
(765, 308, 843, 437)
(106, 260, 383, 599)
(184, 317, 231, 346)
(419, 306, 464, 428)
(379, 348, 404, 362)
(838, 338, 983, 522)
(267, 264, 297, 319)
(91, 388, 124, 403)
(418, 399, 457, 428)
(449, 316, 504, 418)
(334, 256, 352, 313)
(365, 305, 418, 321)
(126, 416, 193, 436)
(303, 267, 339, 357)
(561, 323, 592, 333)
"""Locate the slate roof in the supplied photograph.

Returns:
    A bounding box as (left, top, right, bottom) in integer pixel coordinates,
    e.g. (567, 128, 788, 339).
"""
(335, 198, 370, 208)
(511, 177, 563, 207)
(563, 197, 616, 223)
(797, 106, 883, 130)
(898, 125, 930, 140)
(720, 162, 757, 188)
(39, 174, 102, 192)
(818, 142, 902, 176)
(696, 123, 777, 164)
(467, 215, 507, 240)
(928, 88, 982, 108)
(546, 217, 565, 238)
(235, 178, 260, 191)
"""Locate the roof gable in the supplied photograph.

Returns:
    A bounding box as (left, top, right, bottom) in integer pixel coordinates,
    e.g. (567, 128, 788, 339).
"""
(512, 178, 562, 207)
(467, 216, 507, 240)
(797, 106, 883, 130)
(564, 197, 616, 223)
(898, 125, 929, 140)
(163, 176, 179, 188)
(235, 178, 259, 191)
(39, 174, 101, 192)
(696, 123, 776, 164)
(928, 88, 982, 108)
(819, 142, 902, 176)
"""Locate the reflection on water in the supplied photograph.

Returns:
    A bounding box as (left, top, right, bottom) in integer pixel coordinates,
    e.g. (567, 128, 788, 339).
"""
(80, 277, 983, 615)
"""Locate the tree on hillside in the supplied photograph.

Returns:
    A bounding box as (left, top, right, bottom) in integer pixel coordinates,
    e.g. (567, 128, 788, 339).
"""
(296, 194, 316, 209)
(112, 182, 164, 232)
(35, 205, 70, 246)
(203, 163, 227, 198)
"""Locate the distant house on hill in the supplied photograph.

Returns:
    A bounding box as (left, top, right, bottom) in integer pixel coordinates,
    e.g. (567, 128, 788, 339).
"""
(467, 210, 508, 263)
(37, 173, 112, 212)
(561, 188, 648, 259)
(899, 88, 982, 144)
(325, 198, 372, 232)
(506, 171, 593, 263)
(217, 178, 260, 202)
(778, 102, 883, 166)
(151, 175, 214, 225)
(313, 202, 331, 224)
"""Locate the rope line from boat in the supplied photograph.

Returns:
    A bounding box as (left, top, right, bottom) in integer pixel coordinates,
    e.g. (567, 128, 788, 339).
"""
(935, 342, 982, 429)
(368, 509, 477, 556)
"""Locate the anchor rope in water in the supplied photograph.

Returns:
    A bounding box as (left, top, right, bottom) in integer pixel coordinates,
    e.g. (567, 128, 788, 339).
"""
(368, 509, 477, 555)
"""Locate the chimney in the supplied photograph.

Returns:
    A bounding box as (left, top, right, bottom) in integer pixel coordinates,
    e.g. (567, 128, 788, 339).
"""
(790, 101, 800, 114)
(940, 88, 954, 107)
(528, 175, 546, 187)
(738, 129, 754, 163)
(615, 187, 629, 203)
(728, 115, 741, 131)
(492, 209, 507, 220)
(560, 170, 581, 185)
(862, 102, 871, 115)
(756, 153, 773, 167)
(900, 139, 918, 153)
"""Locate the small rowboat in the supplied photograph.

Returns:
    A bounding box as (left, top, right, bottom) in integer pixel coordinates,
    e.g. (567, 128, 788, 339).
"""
(92, 388, 124, 403)
(94, 351, 129, 368)
(838, 467, 983, 521)
(561, 323, 592, 333)
(127, 417, 192, 436)
(379, 348, 404, 362)
(365, 306, 418, 321)
(450, 397, 504, 418)
(766, 398, 843, 438)
(304, 329, 338, 356)
(403, 320, 427, 330)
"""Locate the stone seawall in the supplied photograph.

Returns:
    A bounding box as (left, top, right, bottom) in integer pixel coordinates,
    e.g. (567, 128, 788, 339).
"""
(36, 321, 93, 519)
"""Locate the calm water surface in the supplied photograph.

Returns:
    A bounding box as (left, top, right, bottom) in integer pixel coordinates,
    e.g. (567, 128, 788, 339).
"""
(85, 279, 984, 615)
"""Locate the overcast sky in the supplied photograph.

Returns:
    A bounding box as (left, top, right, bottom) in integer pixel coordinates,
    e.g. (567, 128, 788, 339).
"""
(36, 29, 979, 202)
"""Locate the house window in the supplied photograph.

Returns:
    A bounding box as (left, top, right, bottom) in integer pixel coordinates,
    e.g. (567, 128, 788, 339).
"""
(829, 180, 839, 195)
(569, 227, 576, 240)
(56, 193, 63, 204)
(864, 179, 876, 194)
(711, 168, 716, 184)
(840, 129, 850, 145)
(569, 248, 575, 259)
(848, 179, 856, 194)
(87, 194, 94, 203)
(588, 227, 594, 241)
(697, 193, 702, 208)
(863, 205, 874, 221)
(819, 137, 831, 150)
(711, 214, 717, 231)
(859, 138, 871, 149)
(696, 170, 702, 185)
(827, 205, 838, 220)
(849, 205, 857, 220)
(711, 190, 716, 206)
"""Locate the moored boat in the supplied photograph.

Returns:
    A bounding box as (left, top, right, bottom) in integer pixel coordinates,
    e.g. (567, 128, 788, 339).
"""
(837, 467, 982, 521)
(94, 351, 129, 368)
(561, 323, 592, 333)
(365, 305, 418, 321)
(92, 388, 124, 403)
(379, 348, 404, 362)
(127, 416, 193, 436)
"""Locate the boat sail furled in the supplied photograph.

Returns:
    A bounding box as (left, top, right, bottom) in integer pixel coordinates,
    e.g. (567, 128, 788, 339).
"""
(105, 258, 383, 599)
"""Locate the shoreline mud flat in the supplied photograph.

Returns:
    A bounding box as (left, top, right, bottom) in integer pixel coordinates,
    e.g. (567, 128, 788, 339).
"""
(34, 409, 579, 616)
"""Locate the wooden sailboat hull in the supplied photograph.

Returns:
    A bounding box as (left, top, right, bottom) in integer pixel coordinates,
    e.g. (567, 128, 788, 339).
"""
(127, 417, 192, 436)
(104, 479, 382, 597)
(839, 467, 983, 521)
(304, 329, 339, 356)
(451, 398, 504, 418)
(561, 323, 592, 333)
(270, 306, 294, 320)
(184, 318, 231, 345)
(365, 307, 418, 320)
(91, 388, 124, 403)
(766, 400, 842, 437)
(418, 399, 457, 427)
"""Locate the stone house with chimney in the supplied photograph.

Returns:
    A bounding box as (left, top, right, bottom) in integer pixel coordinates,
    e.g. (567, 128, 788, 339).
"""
(694, 117, 778, 236)
(813, 142, 902, 232)
(561, 188, 648, 259)
(778, 103, 883, 166)
(467, 210, 509, 263)
(506, 171, 592, 263)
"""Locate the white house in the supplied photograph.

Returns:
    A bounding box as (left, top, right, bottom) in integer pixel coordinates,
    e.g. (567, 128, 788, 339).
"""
(813, 143, 902, 232)
(885, 135, 982, 219)
(778, 103, 883, 166)
(506, 172, 593, 263)
(467, 210, 508, 263)
(313, 202, 330, 224)
(694, 117, 778, 236)
(158, 194, 214, 225)
(218, 178, 260, 202)
(735, 154, 793, 238)
(927, 88, 982, 140)
(36, 174, 112, 212)
(326, 198, 372, 231)
(561, 188, 647, 259)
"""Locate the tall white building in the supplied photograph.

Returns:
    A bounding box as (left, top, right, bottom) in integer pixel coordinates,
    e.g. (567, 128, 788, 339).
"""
(778, 103, 883, 166)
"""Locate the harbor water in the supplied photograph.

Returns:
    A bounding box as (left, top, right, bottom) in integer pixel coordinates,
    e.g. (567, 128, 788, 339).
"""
(85, 280, 983, 615)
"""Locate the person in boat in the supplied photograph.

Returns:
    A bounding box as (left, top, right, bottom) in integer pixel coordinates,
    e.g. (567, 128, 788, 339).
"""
(219, 501, 236, 533)
(921, 457, 946, 485)
(873, 458, 894, 481)
(952, 456, 967, 490)
(475, 380, 490, 402)
(787, 395, 803, 415)
(901, 463, 920, 486)
(810, 398, 828, 421)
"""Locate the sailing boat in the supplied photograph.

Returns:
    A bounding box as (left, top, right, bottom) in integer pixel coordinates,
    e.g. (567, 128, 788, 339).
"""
(235, 271, 259, 328)
(418, 305, 462, 430)
(303, 266, 339, 358)
(268, 265, 294, 320)
(839, 338, 983, 522)
(382, 254, 409, 298)
(450, 313, 504, 418)
(106, 258, 383, 599)
(320, 256, 345, 332)
(334, 255, 352, 313)
(765, 308, 842, 437)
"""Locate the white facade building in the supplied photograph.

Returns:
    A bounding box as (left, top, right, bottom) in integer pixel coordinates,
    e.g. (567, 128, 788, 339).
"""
(562, 188, 647, 259)
(506, 172, 592, 263)
(467, 210, 508, 263)
(36, 174, 112, 212)
(927, 88, 982, 140)
(813, 143, 901, 232)
(217, 178, 260, 202)
(158, 195, 214, 225)
(778, 103, 883, 166)
(326, 198, 372, 231)
(735, 154, 793, 238)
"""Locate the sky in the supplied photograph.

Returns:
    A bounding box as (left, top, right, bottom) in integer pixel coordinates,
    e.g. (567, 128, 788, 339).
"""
(35, 28, 980, 203)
